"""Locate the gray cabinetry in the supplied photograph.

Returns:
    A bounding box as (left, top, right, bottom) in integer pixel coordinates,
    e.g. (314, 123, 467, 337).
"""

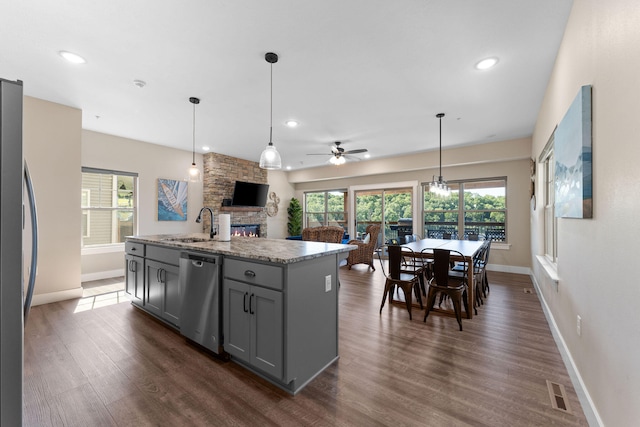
(124, 254, 144, 305)
(125, 242, 145, 306)
(144, 245, 181, 328)
(224, 278, 283, 379)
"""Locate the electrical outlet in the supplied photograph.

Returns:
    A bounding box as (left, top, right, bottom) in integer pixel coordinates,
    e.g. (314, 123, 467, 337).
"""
(577, 315, 582, 337)
(325, 275, 331, 292)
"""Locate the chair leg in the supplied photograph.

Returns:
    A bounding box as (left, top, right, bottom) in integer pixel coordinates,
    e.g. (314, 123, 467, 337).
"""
(483, 272, 489, 296)
(462, 289, 470, 317)
(451, 295, 463, 331)
(379, 279, 391, 314)
(423, 288, 438, 322)
(413, 283, 423, 310)
(403, 285, 413, 320)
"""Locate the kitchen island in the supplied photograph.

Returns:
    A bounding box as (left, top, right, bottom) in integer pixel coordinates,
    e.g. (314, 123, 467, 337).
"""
(125, 233, 355, 394)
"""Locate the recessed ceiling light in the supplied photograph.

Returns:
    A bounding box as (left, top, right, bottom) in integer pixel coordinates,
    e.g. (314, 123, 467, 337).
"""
(364, 153, 371, 159)
(133, 79, 146, 88)
(475, 57, 498, 70)
(202, 146, 210, 151)
(285, 120, 298, 128)
(59, 51, 86, 64)
(286, 165, 292, 170)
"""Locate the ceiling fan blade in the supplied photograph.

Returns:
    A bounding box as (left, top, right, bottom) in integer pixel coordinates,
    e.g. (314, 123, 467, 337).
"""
(343, 148, 368, 154)
(343, 154, 362, 161)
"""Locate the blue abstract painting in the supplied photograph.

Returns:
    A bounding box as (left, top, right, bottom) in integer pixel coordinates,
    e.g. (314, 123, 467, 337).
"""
(555, 85, 592, 218)
(157, 178, 188, 221)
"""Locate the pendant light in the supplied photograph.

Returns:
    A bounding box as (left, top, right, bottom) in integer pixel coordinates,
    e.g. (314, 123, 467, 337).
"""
(187, 96, 202, 182)
(259, 52, 282, 170)
(429, 113, 451, 197)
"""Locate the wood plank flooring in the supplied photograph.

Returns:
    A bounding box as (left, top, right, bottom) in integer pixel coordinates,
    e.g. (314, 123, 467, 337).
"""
(23, 267, 589, 426)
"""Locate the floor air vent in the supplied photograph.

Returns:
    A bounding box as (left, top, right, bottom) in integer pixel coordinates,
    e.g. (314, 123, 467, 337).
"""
(523, 288, 533, 294)
(546, 380, 572, 414)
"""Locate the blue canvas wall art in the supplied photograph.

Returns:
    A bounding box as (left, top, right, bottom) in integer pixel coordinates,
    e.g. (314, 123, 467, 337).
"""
(555, 85, 592, 219)
(157, 178, 188, 221)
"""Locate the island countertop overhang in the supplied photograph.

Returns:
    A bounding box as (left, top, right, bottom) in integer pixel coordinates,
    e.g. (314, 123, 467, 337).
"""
(126, 233, 356, 264)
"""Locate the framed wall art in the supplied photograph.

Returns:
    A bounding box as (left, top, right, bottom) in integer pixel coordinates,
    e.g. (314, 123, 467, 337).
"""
(554, 85, 592, 218)
(157, 178, 188, 221)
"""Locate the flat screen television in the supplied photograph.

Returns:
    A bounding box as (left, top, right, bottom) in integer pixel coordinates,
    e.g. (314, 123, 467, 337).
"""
(230, 181, 269, 207)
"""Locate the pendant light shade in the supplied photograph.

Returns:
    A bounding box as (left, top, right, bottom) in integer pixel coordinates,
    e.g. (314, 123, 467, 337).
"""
(259, 52, 282, 170)
(429, 113, 451, 197)
(187, 97, 202, 182)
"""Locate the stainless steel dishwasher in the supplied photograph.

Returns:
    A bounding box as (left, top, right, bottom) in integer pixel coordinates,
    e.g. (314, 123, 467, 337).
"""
(179, 252, 222, 354)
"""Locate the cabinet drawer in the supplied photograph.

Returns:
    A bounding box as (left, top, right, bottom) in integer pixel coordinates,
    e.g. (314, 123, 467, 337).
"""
(224, 258, 283, 290)
(125, 241, 145, 256)
(146, 245, 180, 266)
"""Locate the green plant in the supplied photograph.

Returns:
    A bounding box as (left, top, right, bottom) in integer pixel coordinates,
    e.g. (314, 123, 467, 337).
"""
(287, 197, 303, 236)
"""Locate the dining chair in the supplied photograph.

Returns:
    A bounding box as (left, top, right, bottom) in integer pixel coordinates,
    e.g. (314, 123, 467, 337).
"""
(450, 243, 486, 313)
(378, 244, 423, 320)
(424, 248, 469, 330)
(442, 232, 452, 240)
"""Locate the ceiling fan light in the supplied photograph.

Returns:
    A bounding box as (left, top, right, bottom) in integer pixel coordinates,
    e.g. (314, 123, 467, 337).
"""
(330, 155, 345, 165)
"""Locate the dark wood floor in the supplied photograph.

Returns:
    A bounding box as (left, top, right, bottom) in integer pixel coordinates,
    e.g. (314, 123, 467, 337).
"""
(23, 266, 588, 426)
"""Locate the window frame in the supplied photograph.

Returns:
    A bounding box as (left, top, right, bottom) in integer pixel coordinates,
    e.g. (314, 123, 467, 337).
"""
(423, 178, 507, 241)
(81, 167, 138, 250)
(540, 132, 558, 263)
(303, 190, 347, 230)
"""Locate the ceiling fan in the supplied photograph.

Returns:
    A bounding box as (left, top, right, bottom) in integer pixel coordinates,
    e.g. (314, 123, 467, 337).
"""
(307, 141, 368, 165)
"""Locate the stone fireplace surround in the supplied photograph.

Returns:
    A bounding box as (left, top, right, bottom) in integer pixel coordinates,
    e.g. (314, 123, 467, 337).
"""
(201, 152, 268, 238)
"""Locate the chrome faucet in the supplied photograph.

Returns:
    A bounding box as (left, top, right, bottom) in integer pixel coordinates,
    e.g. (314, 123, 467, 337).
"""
(195, 207, 216, 239)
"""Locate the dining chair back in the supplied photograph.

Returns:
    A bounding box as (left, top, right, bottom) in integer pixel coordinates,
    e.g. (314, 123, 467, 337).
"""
(377, 244, 423, 320)
(424, 248, 469, 330)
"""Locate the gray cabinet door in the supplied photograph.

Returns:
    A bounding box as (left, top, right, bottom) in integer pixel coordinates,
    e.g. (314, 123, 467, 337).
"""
(223, 279, 251, 362)
(251, 285, 283, 380)
(223, 278, 283, 380)
(125, 254, 144, 305)
(145, 260, 164, 318)
(145, 260, 180, 326)
(162, 263, 181, 326)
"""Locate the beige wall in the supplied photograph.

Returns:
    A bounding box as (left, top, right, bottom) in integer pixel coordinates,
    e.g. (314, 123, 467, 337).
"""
(290, 138, 532, 271)
(266, 170, 296, 239)
(81, 130, 204, 280)
(530, 0, 640, 425)
(23, 97, 83, 304)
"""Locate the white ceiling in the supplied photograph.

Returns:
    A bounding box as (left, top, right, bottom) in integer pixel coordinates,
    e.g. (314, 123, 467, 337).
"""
(1, 0, 573, 171)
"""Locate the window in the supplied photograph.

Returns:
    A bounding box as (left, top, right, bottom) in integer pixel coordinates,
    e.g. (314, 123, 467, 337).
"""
(304, 190, 347, 230)
(81, 168, 137, 247)
(541, 135, 557, 262)
(423, 179, 506, 241)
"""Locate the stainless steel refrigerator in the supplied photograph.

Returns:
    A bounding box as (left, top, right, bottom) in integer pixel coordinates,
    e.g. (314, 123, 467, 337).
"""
(1, 78, 38, 425)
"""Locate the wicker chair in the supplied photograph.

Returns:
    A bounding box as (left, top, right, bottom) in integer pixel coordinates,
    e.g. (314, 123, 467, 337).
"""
(346, 224, 381, 271)
(301, 226, 344, 243)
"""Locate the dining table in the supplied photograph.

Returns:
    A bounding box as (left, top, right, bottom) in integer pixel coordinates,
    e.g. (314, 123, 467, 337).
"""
(401, 238, 486, 319)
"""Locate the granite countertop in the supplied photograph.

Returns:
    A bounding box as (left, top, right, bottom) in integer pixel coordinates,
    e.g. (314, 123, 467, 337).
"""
(127, 233, 356, 264)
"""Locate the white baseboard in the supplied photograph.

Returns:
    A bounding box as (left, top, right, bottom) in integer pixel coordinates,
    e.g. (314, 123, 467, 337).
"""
(486, 263, 531, 275)
(529, 274, 603, 427)
(81, 269, 125, 283)
(30, 287, 84, 307)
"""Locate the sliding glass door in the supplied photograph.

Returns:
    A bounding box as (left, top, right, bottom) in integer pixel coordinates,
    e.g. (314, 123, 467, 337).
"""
(354, 187, 412, 244)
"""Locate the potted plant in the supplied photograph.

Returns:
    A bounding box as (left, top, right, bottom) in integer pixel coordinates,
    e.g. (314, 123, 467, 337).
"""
(287, 197, 302, 237)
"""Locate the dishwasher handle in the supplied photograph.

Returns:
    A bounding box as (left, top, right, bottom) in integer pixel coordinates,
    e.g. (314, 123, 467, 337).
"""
(192, 260, 204, 268)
